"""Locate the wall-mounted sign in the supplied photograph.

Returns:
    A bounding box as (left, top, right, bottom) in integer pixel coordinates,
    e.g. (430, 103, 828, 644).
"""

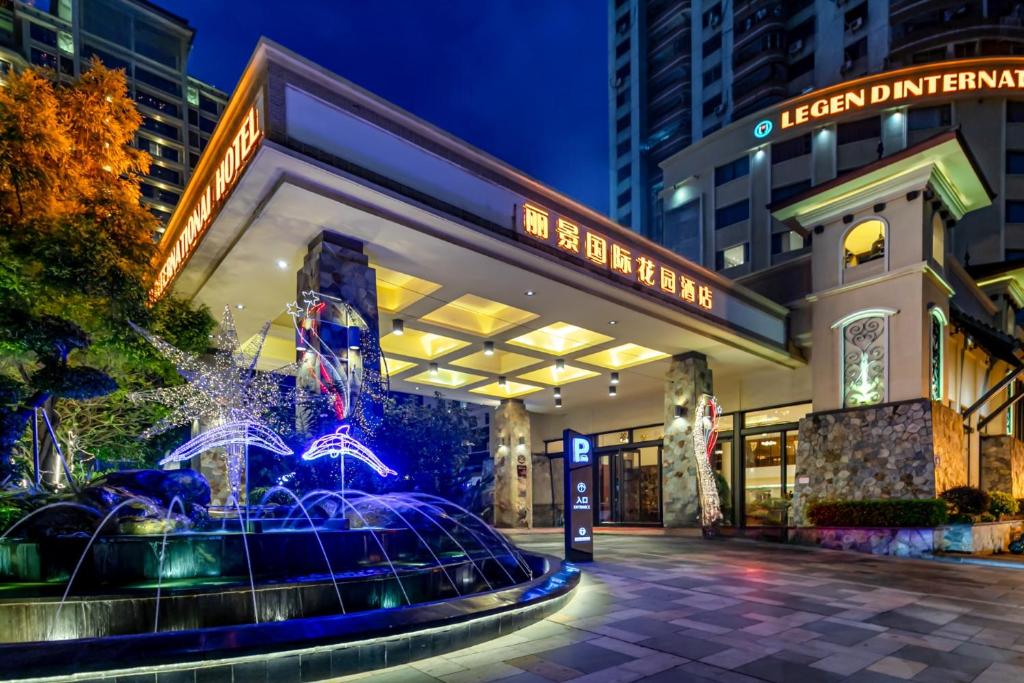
(518, 203, 713, 313)
(772, 62, 1024, 134)
(149, 105, 263, 301)
(563, 429, 593, 562)
(753, 119, 773, 139)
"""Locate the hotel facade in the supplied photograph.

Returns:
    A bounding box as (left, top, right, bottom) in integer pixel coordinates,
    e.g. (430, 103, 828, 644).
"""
(153, 41, 1024, 531)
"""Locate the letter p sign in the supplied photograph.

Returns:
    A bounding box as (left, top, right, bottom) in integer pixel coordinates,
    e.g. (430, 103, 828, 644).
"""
(572, 436, 591, 464)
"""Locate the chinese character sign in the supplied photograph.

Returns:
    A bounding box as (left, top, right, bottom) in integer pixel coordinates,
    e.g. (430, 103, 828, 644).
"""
(517, 203, 714, 313)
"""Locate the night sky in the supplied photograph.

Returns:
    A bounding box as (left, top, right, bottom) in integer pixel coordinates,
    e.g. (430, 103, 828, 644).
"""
(159, 0, 610, 214)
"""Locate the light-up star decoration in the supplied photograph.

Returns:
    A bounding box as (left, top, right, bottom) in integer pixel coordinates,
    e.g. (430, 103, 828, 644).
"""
(301, 425, 397, 478)
(693, 394, 724, 534)
(131, 306, 296, 504)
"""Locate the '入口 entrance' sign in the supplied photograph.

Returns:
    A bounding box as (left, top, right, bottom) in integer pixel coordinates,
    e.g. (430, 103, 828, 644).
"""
(776, 62, 1024, 132)
(563, 429, 593, 562)
(517, 203, 714, 312)
(149, 105, 263, 300)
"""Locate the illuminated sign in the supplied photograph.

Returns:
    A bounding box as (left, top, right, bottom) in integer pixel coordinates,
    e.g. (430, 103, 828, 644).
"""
(518, 203, 714, 312)
(753, 119, 773, 138)
(777, 63, 1024, 132)
(149, 105, 263, 300)
(563, 429, 593, 562)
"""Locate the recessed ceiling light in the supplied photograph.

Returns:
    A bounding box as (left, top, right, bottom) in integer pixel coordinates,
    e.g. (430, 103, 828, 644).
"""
(610, 371, 620, 385)
(608, 320, 618, 325)
(276, 259, 287, 269)
(392, 319, 405, 336)
(524, 290, 535, 296)
(483, 341, 495, 356)
(555, 397, 562, 408)
(609, 384, 617, 397)
(429, 362, 439, 376)
(235, 303, 244, 310)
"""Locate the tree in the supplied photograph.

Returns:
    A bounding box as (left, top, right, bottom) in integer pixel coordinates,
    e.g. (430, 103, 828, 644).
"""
(0, 59, 214, 484)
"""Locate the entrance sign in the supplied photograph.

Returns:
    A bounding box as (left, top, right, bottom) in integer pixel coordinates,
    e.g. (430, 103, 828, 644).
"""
(518, 203, 714, 313)
(563, 429, 593, 562)
(150, 105, 263, 301)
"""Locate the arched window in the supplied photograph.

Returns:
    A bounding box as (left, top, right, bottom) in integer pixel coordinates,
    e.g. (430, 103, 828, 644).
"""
(929, 307, 946, 401)
(843, 218, 886, 269)
(832, 308, 896, 408)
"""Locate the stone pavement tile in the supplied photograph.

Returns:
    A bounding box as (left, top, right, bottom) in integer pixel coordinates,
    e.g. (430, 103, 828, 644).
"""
(410, 658, 468, 677)
(619, 652, 686, 675)
(865, 656, 928, 679)
(833, 608, 884, 621)
(891, 606, 962, 626)
(581, 625, 651, 643)
(343, 666, 440, 683)
(686, 610, 762, 630)
(638, 633, 730, 660)
(974, 661, 1024, 683)
(808, 650, 884, 676)
(734, 654, 845, 683)
(909, 666, 974, 682)
(881, 630, 962, 652)
(673, 594, 743, 610)
(894, 644, 994, 677)
(530, 642, 636, 675)
(503, 655, 579, 682)
(805, 618, 883, 646)
(439, 662, 525, 683)
(641, 661, 764, 683)
(770, 648, 820, 665)
(767, 626, 821, 644)
(698, 646, 766, 670)
(972, 628, 1021, 648)
(668, 618, 733, 635)
(607, 616, 684, 637)
(560, 665, 643, 683)
(951, 641, 1024, 666)
(867, 611, 943, 634)
(492, 674, 552, 683)
(739, 619, 791, 636)
(853, 634, 908, 656)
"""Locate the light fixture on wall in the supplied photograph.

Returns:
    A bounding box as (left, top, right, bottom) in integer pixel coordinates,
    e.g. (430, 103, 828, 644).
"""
(346, 326, 361, 350)
(553, 386, 561, 399)
(498, 375, 507, 387)
(555, 397, 563, 408)
(392, 319, 405, 336)
(555, 358, 565, 372)
(610, 371, 620, 385)
(429, 362, 439, 376)
(518, 436, 526, 446)
(674, 405, 685, 419)
(483, 341, 495, 356)
(609, 384, 617, 397)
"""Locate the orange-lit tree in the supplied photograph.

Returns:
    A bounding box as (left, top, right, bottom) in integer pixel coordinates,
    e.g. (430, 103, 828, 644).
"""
(0, 59, 213, 485)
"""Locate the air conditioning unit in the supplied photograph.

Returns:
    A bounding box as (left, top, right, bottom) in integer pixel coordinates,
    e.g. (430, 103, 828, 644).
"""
(788, 39, 804, 54)
(847, 16, 864, 32)
(714, 102, 727, 116)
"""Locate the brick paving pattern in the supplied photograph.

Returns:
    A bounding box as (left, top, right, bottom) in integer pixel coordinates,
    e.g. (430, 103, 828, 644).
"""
(330, 532, 1024, 682)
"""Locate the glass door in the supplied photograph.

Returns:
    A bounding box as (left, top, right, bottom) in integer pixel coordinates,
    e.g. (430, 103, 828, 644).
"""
(596, 446, 661, 525)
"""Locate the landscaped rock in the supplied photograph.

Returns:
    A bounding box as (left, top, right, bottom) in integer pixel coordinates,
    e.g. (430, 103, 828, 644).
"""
(87, 469, 211, 520)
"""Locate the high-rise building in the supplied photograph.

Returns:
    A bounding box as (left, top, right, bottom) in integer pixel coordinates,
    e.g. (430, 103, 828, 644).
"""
(0, 0, 227, 231)
(610, 0, 1024, 252)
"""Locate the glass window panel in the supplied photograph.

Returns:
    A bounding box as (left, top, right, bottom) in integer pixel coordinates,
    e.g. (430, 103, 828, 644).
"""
(743, 402, 811, 428)
(545, 440, 563, 455)
(717, 413, 734, 431)
(633, 424, 664, 442)
(83, 0, 131, 47)
(785, 432, 798, 493)
(744, 433, 786, 526)
(711, 438, 733, 525)
(599, 454, 611, 523)
(597, 430, 630, 447)
(135, 20, 180, 68)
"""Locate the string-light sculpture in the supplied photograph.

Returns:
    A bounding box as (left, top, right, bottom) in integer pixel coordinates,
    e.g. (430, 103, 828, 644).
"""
(301, 425, 397, 478)
(693, 394, 724, 533)
(131, 306, 296, 503)
(159, 420, 293, 466)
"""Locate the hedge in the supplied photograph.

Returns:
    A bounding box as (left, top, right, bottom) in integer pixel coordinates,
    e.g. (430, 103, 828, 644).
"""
(806, 499, 949, 528)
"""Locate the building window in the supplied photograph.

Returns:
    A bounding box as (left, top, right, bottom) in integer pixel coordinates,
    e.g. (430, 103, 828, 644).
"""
(1008, 151, 1024, 175)
(187, 85, 199, 107)
(29, 23, 57, 47)
(772, 135, 811, 164)
(702, 4, 722, 29)
(715, 200, 749, 229)
(703, 64, 722, 87)
(1007, 200, 1024, 223)
(1009, 101, 1024, 123)
(135, 66, 181, 97)
(616, 164, 630, 182)
(83, 43, 130, 71)
(617, 188, 631, 207)
(702, 33, 722, 58)
(141, 116, 180, 141)
(929, 308, 946, 402)
(771, 230, 805, 255)
(716, 243, 748, 270)
(931, 212, 944, 266)
(57, 31, 74, 55)
(908, 104, 951, 131)
(837, 116, 881, 145)
(790, 53, 814, 79)
(702, 93, 723, 117)
(148, 163, 181, 185)
(838, 312, 890, 408)
(771, 179, 811, 204)
(135, 90, 179, 117)
(714, 156, 749, 186)
(30, 48, 57, 71)
(843, 218, 885, 268)
(616, 114, 630, 133)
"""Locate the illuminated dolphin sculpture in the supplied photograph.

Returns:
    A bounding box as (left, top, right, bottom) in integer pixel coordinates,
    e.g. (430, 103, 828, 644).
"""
(301, 425, 397, 478)
(159, 420, 293, 466)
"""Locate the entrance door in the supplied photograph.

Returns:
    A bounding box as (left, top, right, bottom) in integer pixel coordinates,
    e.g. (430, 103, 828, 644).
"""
(596, 446, 661, 525)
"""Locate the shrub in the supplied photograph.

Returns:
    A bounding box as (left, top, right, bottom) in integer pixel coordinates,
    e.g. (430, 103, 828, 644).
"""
(1018, 499, 1024, 515)
(988, 491, 1017, 520)
(979, 512, 996, 523)
(806, 499, 948, 528)
(940, 486, 990, 515)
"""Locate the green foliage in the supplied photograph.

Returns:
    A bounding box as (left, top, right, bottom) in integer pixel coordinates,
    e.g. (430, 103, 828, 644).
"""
(940, 486, 990, 516)
(806, 499, 949, 527)
(988, 491, 1018, 520)
(979, 512, 996, 523)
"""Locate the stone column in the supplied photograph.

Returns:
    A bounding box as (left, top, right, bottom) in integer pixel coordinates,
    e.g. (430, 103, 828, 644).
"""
(296, 232, 381, 442)
(662, 352, 713, 527)
(492, 399, 532, 528)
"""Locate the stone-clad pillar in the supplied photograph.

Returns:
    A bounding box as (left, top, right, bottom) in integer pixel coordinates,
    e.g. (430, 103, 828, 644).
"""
(296, 232, 381, 441)
(492, 399, 532, 528)
(662, 352, 713, 527)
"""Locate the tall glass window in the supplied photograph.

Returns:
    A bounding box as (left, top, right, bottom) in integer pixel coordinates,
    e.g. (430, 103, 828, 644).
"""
(929, 308, 946, 401)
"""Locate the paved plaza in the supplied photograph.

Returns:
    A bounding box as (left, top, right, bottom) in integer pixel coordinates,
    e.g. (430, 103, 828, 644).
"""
(333, 531, 1024, 683)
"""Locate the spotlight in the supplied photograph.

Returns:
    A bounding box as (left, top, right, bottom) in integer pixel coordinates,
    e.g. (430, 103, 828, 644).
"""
(498, 375, 508, 387)
(608, 384, 617, 397)
(483, 341, 495, 356)
(610, 371, 620, 385)
(276, 259, 287, 269)
(346, 326, 360, 350)
(392, 319, 405, 336)
(524, 289, 535, 296)
(429, 362, 439, 376)
(235, 303, 244, 310)
(555, 397, 563, 408)
(553, 386, 561, 399)
(555, 358, 565, 372)
(674, 405, 685, 419)
(608, 320, 618, 326)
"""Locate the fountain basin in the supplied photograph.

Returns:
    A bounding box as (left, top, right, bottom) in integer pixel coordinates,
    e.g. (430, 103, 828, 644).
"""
(0, 552, 578, 682)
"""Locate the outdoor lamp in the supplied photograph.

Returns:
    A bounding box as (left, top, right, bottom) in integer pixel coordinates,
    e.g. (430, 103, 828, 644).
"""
(346, 326, 361, 350)
(392, 319, 404, 336)
(608, 384, 617, 397)
(518, 436, 526, 446)
(483, 341, 495, 356)
(610, 371, 620, 385)
(429, 362, 438, 376)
